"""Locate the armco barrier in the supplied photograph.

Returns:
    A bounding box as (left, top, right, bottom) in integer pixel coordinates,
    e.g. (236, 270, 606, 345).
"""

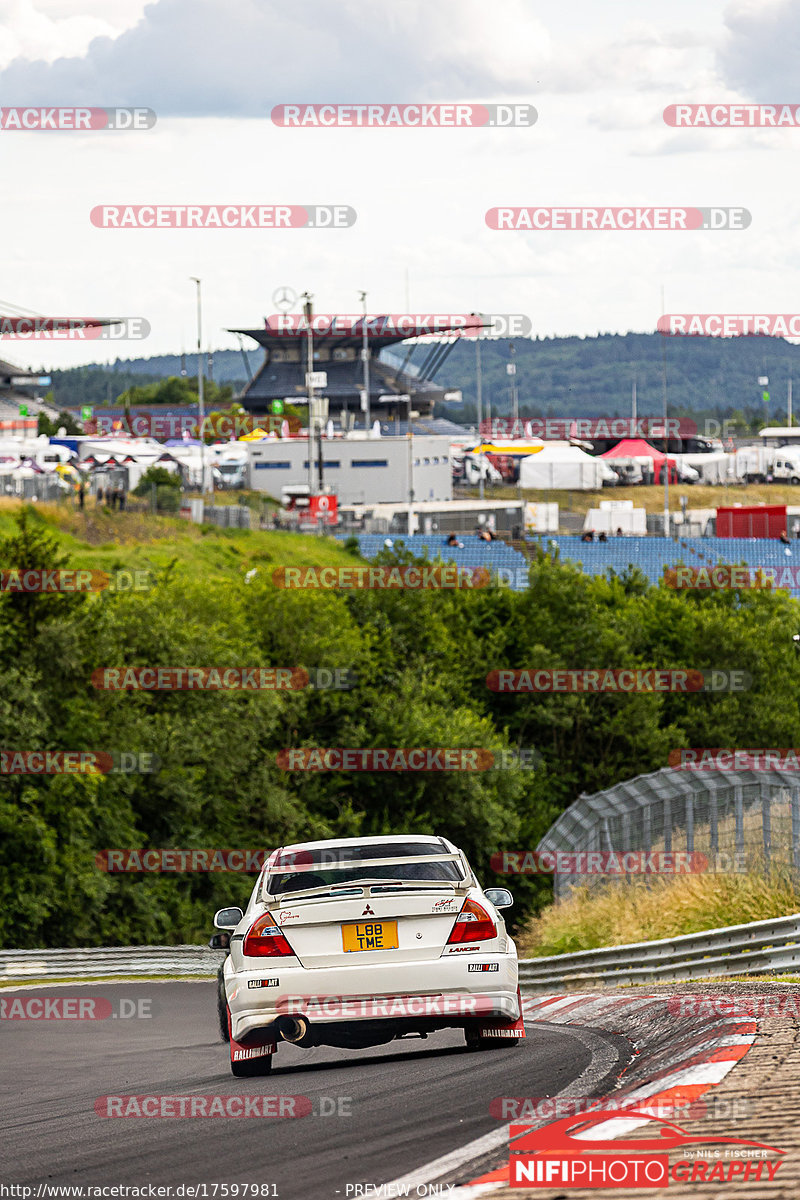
(519, 911, 800, 989)
(0, 946, 225, 980)
(2, 914, 799, 985)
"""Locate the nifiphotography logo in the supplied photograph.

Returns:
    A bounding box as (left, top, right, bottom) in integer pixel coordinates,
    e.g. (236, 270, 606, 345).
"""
(509, 1109, 785, 1188)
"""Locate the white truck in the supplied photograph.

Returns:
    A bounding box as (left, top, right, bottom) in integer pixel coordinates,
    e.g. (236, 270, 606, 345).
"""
(736, 445, 800, 484)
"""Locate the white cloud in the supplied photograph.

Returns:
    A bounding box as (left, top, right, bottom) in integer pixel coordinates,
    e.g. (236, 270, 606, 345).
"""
(0, 0, 551, 113)
(0, 0, 120, 70)
(719, 0, 800, 97)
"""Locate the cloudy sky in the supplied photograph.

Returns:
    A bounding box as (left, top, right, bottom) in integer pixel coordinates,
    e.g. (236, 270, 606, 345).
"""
(0, 0, 797, 368)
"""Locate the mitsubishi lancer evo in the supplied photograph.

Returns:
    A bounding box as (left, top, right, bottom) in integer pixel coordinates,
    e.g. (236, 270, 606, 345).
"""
(212, 834, 523, 1075)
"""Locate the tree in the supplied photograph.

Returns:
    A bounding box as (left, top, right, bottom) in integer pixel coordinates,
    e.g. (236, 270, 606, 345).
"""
(38, 409, 82, 437)
(132, 466, 182, 497)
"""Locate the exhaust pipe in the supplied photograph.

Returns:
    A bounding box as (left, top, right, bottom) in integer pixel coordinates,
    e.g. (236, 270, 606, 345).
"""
(275, 1014, 313, 1046)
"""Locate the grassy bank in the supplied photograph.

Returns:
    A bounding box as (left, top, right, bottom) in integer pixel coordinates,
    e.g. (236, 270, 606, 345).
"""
(517, 870, 800, 958)
(0, 498, 358, 580)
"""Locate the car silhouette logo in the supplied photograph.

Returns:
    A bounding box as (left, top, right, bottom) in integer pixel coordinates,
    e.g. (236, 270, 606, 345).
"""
(511, 1109, 785, 1156)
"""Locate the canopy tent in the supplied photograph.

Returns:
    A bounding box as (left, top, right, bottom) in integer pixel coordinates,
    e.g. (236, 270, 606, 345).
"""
(519, 442, 617, 491)
(601, 438, 679, 483)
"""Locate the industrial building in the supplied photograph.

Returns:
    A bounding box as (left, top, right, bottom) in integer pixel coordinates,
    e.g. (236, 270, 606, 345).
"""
(245, 434, 452, 505)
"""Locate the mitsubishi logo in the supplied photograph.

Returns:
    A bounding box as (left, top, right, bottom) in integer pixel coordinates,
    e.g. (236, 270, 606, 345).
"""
(362, 905, 375, 916)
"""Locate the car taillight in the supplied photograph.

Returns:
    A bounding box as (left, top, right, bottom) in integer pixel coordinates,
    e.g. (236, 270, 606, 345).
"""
(446, 898, 497, 944)
(242, 914, 295, 957)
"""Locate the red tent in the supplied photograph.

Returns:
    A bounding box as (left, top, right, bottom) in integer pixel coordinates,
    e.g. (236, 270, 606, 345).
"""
(601, 438, 678, 483)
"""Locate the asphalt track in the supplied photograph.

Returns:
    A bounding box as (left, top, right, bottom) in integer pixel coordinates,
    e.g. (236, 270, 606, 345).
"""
(0, 982, 632, 1199)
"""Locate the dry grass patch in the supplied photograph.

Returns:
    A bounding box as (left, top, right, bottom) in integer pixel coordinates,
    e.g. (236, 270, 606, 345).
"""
(518, 867, 800, 957)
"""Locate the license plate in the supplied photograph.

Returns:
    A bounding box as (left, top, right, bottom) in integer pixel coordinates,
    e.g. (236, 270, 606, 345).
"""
(341, 921, 399, 953)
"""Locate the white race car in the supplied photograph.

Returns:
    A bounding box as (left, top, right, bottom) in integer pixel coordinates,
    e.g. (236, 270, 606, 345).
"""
(214, 834, 523, 1076)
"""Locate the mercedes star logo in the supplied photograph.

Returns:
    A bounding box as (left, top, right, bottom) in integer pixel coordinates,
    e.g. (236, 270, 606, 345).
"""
(272, 286, 298, 312)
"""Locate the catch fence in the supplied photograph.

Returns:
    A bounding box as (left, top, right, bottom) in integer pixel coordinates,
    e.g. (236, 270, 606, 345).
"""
(537, 766, 800, 898)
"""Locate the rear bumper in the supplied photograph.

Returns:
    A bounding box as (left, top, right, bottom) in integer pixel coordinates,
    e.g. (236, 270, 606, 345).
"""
(226, 951, 519, 1043)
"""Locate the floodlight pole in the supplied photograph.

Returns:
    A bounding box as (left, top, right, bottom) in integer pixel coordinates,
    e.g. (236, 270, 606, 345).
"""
(359, 290, 370, 430)
(301, 294, 315, 499)
(190, 277, 205, 497)
(473, 311, 485, 500)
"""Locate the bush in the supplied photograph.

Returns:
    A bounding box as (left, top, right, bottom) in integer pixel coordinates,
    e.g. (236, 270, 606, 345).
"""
(133, 466, 182, 497)
(155, 485, 181, 512)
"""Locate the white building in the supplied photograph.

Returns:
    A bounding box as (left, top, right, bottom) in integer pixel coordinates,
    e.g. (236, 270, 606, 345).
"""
(246, 435, 452, 505)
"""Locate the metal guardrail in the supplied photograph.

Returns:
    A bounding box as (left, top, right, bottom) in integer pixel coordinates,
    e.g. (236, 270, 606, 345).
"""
(0, 946, 225, 980)
(3, 914, 799, 986)
(519, 912, 800, 989)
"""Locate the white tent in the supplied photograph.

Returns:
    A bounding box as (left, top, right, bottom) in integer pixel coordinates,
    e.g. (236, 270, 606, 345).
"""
(519, 442, 617, 491)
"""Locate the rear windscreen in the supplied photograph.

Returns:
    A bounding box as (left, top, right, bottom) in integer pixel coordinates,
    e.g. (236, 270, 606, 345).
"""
(265, 842, 464, 895)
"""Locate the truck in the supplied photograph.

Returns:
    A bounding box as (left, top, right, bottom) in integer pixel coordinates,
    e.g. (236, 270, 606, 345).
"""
(735, 445, 800, 484)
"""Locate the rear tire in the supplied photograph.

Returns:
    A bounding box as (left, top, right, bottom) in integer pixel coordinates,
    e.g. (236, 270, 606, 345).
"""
(231, 1053, 273, 1077)
(227, 1007, 274, 1075)
(217, 963, 229, 1043)
(464, 1028, 520, 1050)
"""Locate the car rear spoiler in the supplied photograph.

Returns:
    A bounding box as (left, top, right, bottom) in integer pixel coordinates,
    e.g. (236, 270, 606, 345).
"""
(268, 852, 465, 874)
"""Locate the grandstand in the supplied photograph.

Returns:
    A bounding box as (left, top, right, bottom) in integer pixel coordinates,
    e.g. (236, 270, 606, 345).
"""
(345, 531, 800, 597)
(535, 535, 800, 597)
(342, 533, 529, 577)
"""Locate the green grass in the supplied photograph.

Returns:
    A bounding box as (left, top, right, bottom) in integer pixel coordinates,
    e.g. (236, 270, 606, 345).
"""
(0, 498, 360, 583)
(517, 868, 800, 958)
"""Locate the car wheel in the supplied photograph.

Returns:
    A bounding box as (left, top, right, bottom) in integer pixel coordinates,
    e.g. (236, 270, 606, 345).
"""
(227, 1007, 274, 1076)
(791, 477, 800, 486)
(217, 963, 229, 1043)
(464, 1028, 519, 1050)
(231, 1053, 274, 1077)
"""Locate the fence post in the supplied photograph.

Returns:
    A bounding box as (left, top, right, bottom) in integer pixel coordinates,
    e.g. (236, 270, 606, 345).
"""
(762, 781, 771, 871)
(735, 786, 744, 858)
(792, 791, 800, 874)
(685, 792, 694, 853)
(664, 796, 672, 853)
(709, 789, 719, 858)
(621, 810, 631, 855)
